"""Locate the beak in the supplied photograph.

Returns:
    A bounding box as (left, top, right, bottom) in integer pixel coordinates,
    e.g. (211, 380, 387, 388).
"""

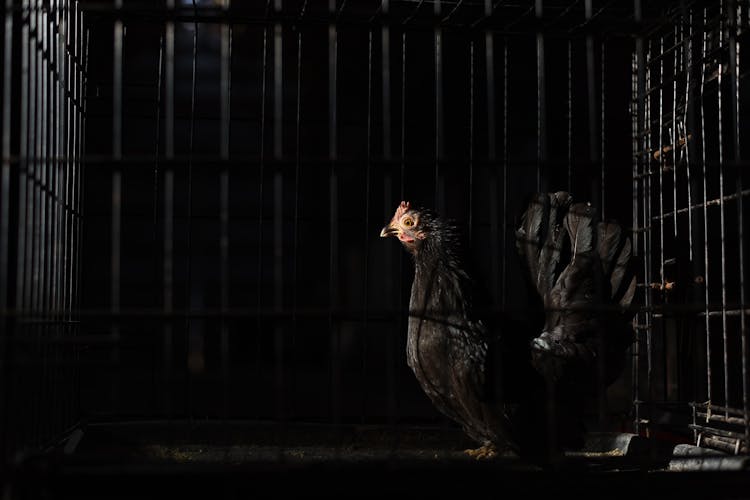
(380, 224, 397, 238)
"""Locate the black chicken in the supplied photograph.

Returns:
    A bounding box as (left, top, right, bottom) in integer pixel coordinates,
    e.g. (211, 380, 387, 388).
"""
(379, 193, 637, 462)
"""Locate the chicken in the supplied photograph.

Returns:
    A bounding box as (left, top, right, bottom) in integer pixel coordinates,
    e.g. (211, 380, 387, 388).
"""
(379, 193, 637, 462)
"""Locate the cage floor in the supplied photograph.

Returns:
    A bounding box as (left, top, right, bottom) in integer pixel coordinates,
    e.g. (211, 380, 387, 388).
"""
(5, 420, 750, 500)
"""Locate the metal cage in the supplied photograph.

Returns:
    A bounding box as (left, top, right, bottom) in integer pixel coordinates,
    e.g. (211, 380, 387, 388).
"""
(0, 0, 748, 497)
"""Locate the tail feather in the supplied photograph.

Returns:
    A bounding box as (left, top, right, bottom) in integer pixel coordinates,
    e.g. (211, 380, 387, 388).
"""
(537, 192, 572, 297)
(596, 222, 622, 276)
(611, 236, 637, 315)
(515, 192, 572, 300)
(515, 193, 548, 298)
(563, 203, 595, 257)
(596, 220, 637, 315)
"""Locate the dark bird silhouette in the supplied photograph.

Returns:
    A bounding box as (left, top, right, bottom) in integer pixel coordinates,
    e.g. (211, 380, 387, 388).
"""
(380, 193, 637, 462)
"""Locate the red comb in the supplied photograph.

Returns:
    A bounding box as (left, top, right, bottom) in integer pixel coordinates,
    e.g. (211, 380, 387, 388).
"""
(395, 201, 410, 218)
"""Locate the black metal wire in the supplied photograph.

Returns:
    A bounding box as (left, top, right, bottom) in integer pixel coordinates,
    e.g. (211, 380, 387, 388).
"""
(717, 1, 730, 416)
(700, 7, 713, 410)
(292, 13, 303, 421)
(274, 8, 285, 422)
(256, 19, 269, 422)
(329, 7, 340, 423)
(536, 0, 545, 193)
(111, 0, 123, 416)
(728, 0, 750, 452)
(181, 0, 200, 420)
(163, 4, 175, 419)
(362, 26, 373, 423)
(0, 0, 14, 461)
(219, 7, 232, 422)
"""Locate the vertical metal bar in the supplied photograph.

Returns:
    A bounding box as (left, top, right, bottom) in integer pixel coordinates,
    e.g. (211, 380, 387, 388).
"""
(468, 41, 474, 242)
(59, 0, 67, 429)
(728, 0, 748, 446)
(434, 0, 443, 212)
(535, 0, 545, 193)
(54, 0, 61, 327)
(55, 0, 64, 432)
(585, 0, 598, 207)
(717, 3, 730, 414)
(657, 34, 667, 404)
(400, 29, 405, 200)
(501, 38, 508, 307)
(111, 0, 123, 414)
(33, 1, 40, 320)
(1, 0, 13, 317)
(600, 40, 605, 219)
(24, 0, 39, 450)
(0, 0, 14, 457)
(632, 6, 643, 430)
(185, 0, 199, 419)
(256, 20, 269, 421)
(485, 1, 495, 164)
(596, 36, 607, 424)
(49, 0, 57, 432)
(76, 19, 89, 426)
(292, 18, 303, 420)
(328, 0, 339, 425)
(672, 25, 679, 240)
(659, 32, 668, 402)
(163, 1, 175, 418)
(644, 37, 653, 421)
(362, 27, 372, 422)
(39, 0, 46, 322)
(65, 0, 72, 320)
(17, 0, 30, 317)
(568, 39, 573, 193)
(273, 0, 285, 421)
(28, 1, 36, 316)
(485, 0, 498, 303)
(683, 7, 694, 264)
(26, 0, 37, 448)
(48, 1, 56, 332)
(46, 1, 54, 439)
(152, 33, 163, 315)
(65, 0, 75, 427)
(381, 0, 395, 425)
(700, 7, 712, 408)
(40, 1, 47, 441)
(381, 3, 391, 161)
(219, 2, 232, 421)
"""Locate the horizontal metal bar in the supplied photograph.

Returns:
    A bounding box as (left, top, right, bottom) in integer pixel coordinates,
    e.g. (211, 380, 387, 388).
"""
(698, 309, 750, 318)
(0, 303, 645, 321)
(5, 302, 745, 325)
(690, 402, 750, 418)
(690, 424, 750, 443)
(651, 189, 750, 222)
(696, 412, 748, 427)
(10, 334, 118, 344)
(7, 2, 651, 38)
(699, 434, 748, 455)
(3, 155, 608, 175)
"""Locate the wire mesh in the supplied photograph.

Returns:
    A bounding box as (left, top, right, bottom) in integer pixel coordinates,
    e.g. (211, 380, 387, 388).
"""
(1, 0, 89, 462)
(631, 0, 749, 455)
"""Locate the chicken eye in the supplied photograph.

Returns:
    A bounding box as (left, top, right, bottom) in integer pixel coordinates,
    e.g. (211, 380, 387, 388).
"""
(402, 217, 415, 228)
